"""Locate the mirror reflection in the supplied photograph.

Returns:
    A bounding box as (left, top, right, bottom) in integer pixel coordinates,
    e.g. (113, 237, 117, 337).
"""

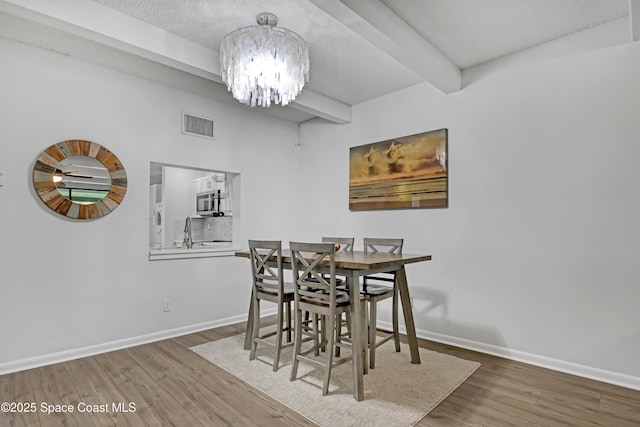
(54, 155, 112, 204)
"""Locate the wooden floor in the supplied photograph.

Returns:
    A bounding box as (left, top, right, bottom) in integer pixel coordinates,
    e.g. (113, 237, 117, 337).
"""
(2, 319, 639, 427)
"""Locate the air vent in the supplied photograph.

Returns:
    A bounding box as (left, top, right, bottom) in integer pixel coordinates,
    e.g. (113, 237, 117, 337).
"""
(182, 112, 214, 139)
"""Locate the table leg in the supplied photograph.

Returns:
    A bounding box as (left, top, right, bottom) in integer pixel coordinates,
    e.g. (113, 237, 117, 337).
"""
(347, 271, 364, 401)
(396, 266, 421, 364)
(244, 289, 254, 350)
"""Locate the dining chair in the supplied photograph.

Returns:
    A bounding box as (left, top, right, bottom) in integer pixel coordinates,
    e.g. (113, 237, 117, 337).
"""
(320, 236, 353, 285)
(321, 237, 354, 252)
(321, 237, 354, 355)
(362, 237, 404, 369)
(248, 239, 295, 371)
(289, 241, 365, 396)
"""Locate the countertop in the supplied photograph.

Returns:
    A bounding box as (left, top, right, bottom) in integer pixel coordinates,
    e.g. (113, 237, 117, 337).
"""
(149, 242, 237, 260)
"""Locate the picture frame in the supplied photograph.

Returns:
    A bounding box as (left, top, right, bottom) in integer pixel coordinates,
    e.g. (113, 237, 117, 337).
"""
(349, 128, 448, 210)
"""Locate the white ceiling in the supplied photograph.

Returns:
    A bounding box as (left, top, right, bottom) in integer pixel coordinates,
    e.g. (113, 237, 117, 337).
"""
(0, 0, 635, 123)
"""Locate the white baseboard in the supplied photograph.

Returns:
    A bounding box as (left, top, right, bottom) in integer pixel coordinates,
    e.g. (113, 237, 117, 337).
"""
(5, 310, 638, 393)
(0, 313, 249, 376)
(376, 320, 640, 392)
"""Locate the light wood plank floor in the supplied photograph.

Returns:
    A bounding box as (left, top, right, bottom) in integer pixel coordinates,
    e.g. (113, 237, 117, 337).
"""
(2, 318, 639, 426)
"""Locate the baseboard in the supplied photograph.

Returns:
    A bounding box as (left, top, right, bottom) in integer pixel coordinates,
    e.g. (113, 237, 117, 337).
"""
(377, 320, 640, 392)
(6, 311, 637, 393)
(0, 313, 250, 376)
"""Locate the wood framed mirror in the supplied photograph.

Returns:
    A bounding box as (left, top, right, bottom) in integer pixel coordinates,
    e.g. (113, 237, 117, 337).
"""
(33, 140, 127, 219)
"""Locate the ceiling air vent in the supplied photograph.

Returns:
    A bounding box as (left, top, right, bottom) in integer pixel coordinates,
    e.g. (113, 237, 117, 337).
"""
(182, 112, 214, 139)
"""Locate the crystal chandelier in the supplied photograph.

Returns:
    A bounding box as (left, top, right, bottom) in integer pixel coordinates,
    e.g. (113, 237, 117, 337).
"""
(219, 13, 309, 107)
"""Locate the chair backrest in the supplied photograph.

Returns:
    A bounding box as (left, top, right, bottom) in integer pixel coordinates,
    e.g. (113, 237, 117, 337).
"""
(248, 240, 284, 297)
(363, 237, 403, 254)
(321, 237, 354, 252)
(290, 242, 338, 311)
(363, 238, 403, 284)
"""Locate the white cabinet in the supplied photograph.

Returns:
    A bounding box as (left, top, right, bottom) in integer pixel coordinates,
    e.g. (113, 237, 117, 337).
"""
(194, 174, 226, 194)
(201, 175, 215, 192)
(193, 176, 212, 193)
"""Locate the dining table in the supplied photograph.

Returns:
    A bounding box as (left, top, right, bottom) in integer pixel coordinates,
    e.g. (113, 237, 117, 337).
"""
(235, 248, 432, 401)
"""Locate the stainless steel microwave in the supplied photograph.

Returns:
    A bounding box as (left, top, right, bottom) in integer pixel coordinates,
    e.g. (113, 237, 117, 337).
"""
(196, 190, 227, 217)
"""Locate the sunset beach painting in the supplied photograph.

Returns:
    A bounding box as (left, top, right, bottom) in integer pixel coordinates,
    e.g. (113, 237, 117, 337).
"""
(349, 128, 448, 210)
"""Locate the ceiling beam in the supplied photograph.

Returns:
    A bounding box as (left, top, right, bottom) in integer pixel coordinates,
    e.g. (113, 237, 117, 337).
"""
(631, 0, 640, 41)
(309, 0, 461, 94)
(0, 0, 351, 124)
(0, 0, 222, 81)
(291, 91, 351, 124)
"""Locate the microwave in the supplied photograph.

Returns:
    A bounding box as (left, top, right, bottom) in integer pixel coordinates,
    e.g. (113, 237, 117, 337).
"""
(196, 190, 227, 216)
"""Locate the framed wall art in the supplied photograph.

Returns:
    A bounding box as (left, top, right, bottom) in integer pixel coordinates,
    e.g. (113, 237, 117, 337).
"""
(349, 128, 448, 210)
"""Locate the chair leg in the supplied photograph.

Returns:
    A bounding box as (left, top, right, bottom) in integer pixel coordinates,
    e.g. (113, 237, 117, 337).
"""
(286, 301, 292, 343)
(273, 300, 284, 371)
(335, 312, 342, 357)
(290, 308, 303, 381)
(362, 301, 368, 375)
(369, 298, 377, 369)
(320, 315, 327, 353)
(392, 286, 401, 352)
(249, 298, 261, 361)
(304, 310, 310, 326)
(337, 310, 353, 357)
(313, 313, 320, 356)
(322, 313, 336, 396)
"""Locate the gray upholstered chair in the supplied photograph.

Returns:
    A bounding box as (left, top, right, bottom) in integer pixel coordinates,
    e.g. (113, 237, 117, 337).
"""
(248, 240, 295, 371)
(289, 241, 365, 396)
(362, 237, 404, 369)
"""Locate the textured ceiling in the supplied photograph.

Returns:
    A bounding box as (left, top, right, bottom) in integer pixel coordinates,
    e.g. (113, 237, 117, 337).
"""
(87, 0, 425, 105)
(0, 0, 632, 123)
(382, 0, 629, 68)
(87, 0, 631, 100)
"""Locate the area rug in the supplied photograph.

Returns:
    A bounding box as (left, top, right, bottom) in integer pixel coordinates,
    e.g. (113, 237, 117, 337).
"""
(190, 333, 480, 427)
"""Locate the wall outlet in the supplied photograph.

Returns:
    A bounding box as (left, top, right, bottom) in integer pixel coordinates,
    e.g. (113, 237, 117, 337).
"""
(163, 299, 171, 312)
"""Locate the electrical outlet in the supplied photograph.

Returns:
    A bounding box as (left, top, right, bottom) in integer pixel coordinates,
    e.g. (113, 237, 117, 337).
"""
(163, 299, 171, 312)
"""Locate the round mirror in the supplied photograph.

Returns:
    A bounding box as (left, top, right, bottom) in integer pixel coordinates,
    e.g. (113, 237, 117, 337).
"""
(33, 140, 127, 219)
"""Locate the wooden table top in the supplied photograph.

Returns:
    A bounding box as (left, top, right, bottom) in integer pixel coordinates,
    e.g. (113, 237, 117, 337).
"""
(234, 249, 431, 270)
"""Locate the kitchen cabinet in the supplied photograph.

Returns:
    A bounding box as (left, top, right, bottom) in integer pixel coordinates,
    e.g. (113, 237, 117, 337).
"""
(202, 175, 215, 192)
(194, 175, 212, 193)
(194, 173, 226, 194)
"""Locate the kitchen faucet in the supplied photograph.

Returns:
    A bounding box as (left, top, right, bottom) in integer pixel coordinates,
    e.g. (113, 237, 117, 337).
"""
(183, 216, 193, 249)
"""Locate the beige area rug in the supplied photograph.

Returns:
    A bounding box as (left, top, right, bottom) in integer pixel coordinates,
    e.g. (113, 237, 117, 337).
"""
(190, 333, 480, 427)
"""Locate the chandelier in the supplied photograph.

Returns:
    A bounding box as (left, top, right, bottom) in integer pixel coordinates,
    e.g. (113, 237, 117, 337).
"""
(219, 13, 309, 108)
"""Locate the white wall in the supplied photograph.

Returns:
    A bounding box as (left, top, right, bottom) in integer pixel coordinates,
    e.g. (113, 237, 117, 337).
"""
(0, 38, 303, 370)
(299, 41, 640, 387)
(2, 30, 639, 391)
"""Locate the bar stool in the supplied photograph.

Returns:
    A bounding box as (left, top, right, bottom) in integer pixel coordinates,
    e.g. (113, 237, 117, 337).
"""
(247, 240, 294, 371)
(362, 237, 404, 369)
(289, 241, 366, 396)
(321, 237, 354, 355)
